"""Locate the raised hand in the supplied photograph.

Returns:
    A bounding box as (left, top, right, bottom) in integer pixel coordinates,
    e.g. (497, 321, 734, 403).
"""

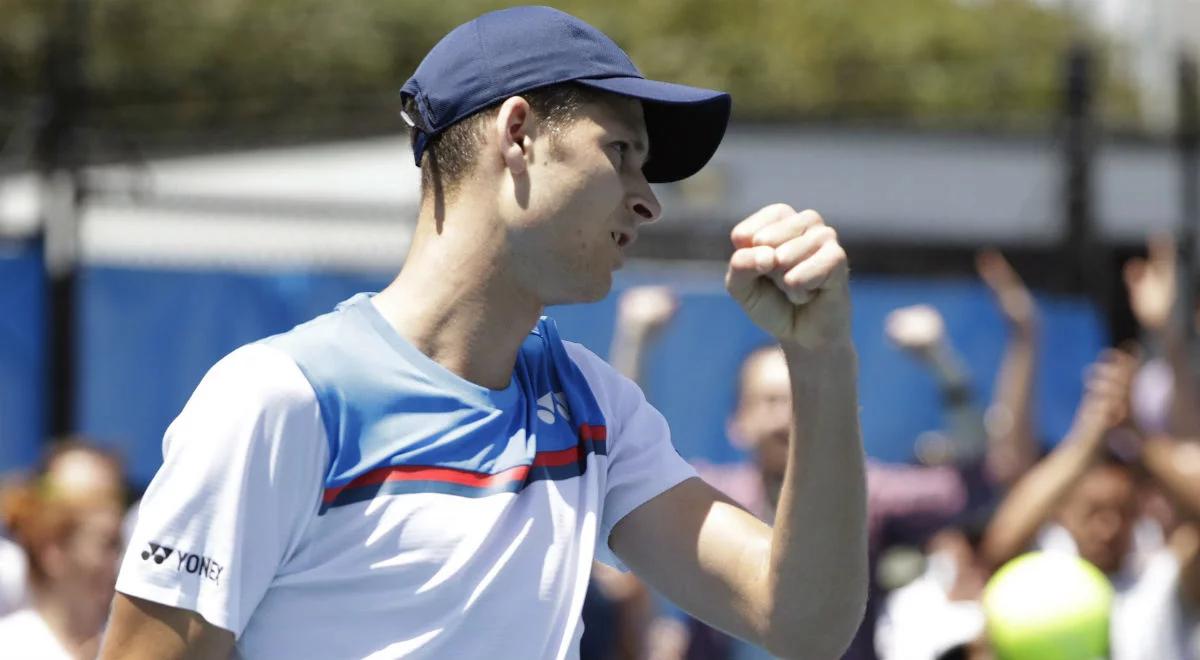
(725, 205, 850, 349)
(977, 250, 1037, 334)
(1123, 235, 1177, 333)
(1072, 348, 1139, 441)
(615, 286, 679, 339)
(885, 304, 946, 358)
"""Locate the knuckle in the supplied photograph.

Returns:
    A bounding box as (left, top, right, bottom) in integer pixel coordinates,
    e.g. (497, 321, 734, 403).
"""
(783, 268, 808, 288)
(768, 202, 796, 217)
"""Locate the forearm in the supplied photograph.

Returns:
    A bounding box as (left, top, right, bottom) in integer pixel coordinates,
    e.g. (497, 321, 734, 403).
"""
(609, 327, 651, 384)
(979, 430, 1097, 569)
(1163, 328, 1200, 437)
(1142, 436, 1200, 522)
(762, 342, 867, 657)
(924, 342, 988, 464)
(987, 333, 1038, 487)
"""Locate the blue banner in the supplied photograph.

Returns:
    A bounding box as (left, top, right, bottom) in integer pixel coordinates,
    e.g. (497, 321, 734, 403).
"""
(76, 266, 1104, 487)
(0, 240, 45, 475)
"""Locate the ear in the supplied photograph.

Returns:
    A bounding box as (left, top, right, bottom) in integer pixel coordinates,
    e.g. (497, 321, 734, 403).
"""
(495, 96, 533, 176)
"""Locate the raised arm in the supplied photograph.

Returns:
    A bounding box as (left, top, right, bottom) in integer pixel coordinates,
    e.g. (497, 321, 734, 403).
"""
(885, 303, 988, 464)
(977, 250, 1040, 488)
(979, 349, 1136, 569)
(1141, 436, 1200, 523)
(610, 206, 867, 658)
(608, 286, 678, 383)
(1124, 234, 1200, 437)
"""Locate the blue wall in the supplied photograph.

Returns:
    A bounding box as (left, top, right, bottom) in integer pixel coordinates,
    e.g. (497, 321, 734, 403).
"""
(72, 264, 1105, 488)
(0, 241, 45, 475)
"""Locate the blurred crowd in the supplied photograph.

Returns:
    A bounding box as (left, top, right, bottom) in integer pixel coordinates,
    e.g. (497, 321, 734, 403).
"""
(0, 442, 127, 658)
(583, 238, 1200, 660)
(3, 238, 1200, 659)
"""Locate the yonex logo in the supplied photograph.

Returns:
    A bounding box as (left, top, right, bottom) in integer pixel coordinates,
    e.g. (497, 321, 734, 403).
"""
(140, 542, 174, 564)
(536, 392, 571, 424)
(139, 540, 225, 584)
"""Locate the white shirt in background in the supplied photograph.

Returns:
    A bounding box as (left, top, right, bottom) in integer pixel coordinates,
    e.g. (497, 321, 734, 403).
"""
(0, 608, 72, 660)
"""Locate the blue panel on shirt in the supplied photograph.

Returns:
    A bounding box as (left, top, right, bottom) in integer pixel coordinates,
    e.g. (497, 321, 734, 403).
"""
(261, 293, 608, 499)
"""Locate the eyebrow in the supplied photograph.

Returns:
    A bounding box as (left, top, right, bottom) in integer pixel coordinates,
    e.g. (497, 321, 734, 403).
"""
(628, 137, 650, 164)
(604, 103, 651, 164)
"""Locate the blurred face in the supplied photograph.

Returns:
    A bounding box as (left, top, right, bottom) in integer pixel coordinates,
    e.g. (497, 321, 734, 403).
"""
(58, 505, 124, 614)
(502, 96, 661, 304)
(1057, 464, 1138, 575)
(732, 348, 792, 481)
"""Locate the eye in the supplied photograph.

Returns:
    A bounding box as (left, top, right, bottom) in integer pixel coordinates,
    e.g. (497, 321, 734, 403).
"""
(608, 141, 630, 166)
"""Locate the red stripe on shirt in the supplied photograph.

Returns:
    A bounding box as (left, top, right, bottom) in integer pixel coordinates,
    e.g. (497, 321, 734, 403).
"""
(321, 424, 607, 503)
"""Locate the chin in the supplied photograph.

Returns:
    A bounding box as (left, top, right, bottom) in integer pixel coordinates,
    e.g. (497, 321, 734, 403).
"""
(545, 277, 612, 306)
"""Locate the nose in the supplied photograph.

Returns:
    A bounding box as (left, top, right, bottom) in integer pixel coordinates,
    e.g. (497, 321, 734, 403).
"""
(627, 177, 662, 224)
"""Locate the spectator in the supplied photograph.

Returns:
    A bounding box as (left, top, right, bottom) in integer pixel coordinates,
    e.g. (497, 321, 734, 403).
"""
(0, 473, 30, 617)
(0, 442, 127, 659)
(1124, 235, 1200, 438)
(875, 250, 1041, 660)
(980, 348, 1200, 659)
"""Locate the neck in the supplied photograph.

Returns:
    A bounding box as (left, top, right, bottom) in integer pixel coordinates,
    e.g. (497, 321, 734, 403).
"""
(374, 204, 542, 390)
(32, 585, 105, 656)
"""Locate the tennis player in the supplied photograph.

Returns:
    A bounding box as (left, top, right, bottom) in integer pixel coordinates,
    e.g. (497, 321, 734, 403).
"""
(99, 7, 867, 659)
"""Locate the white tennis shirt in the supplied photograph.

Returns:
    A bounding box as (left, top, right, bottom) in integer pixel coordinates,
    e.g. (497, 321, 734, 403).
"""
(115, 293, 697, 659)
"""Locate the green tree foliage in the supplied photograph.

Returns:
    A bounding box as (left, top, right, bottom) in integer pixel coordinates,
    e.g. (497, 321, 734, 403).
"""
(0, 0, 1135, 148)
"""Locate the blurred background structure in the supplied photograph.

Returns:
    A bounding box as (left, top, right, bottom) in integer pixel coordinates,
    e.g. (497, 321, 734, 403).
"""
(2, 1, 1200, 658)
(3, 0, 1194, 479)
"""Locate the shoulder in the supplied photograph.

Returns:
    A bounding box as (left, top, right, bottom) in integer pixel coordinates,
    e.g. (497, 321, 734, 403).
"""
(562, 341, 631, 399)
(166, 343, 323, 461)
(187, 343, 318, 417)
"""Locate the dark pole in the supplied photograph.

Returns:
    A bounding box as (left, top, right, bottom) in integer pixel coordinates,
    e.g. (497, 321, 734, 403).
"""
(1179, 51, 1199, 344)
(35, 0, 88, 439)
(1062, 42, 1105, 309)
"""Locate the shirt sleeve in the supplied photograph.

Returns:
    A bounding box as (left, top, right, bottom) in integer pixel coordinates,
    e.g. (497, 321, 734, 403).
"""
(564, 342, 698, 570)
(115, 343, 327, 637)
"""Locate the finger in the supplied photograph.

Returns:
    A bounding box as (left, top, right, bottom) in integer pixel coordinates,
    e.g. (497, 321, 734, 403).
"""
(1148, 233, 1177, 267)
(773, 225, 835, 272)
(730, 204, 796, 249)
(1123, 258, 1147, 289)
(780, 240, 847, 301)
(751, 209, 824, 249)
(976, 250, 1021, 289)
(726, 246, 777, 302)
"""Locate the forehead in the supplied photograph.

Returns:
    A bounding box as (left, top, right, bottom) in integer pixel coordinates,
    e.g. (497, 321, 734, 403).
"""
(1069, 464, 1137, 503)
(741, 349, 789, 395)
(578, 95, 648, 140)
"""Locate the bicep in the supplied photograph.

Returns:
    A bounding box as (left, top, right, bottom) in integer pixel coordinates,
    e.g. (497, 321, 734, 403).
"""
(609, 476, 773, 644)
(100, 593, 234, 660)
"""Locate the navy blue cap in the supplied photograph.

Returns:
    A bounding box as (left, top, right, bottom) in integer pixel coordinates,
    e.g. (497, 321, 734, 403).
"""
(400, 6, 731, 184)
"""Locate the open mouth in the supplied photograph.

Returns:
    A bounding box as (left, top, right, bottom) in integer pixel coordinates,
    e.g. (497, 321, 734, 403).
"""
(610, 231, 632, 248)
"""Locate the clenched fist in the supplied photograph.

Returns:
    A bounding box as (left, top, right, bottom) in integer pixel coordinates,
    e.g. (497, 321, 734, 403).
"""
(725, 205, 851, 348)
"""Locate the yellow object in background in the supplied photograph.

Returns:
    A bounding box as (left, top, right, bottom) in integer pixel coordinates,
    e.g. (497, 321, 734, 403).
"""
(983, 552, 1113, 660)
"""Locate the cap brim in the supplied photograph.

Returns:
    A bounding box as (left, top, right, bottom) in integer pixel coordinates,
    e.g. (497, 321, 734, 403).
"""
(575, 77, 731, 184)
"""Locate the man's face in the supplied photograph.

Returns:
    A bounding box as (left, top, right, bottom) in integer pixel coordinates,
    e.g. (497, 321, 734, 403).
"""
(732, 349, 792, 481)
(502, 96, 661, 305)
(1057, 463, 1139, 575)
